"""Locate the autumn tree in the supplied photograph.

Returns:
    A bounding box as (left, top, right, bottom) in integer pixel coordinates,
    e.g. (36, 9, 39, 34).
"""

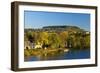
(48, 33, 61, 49)
(59, 31, 68, 48)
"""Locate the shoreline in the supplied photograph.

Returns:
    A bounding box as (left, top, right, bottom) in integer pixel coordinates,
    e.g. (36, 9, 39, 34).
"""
(24, 48, 69, 57)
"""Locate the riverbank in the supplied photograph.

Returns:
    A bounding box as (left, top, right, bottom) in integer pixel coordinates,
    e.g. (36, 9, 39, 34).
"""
(24, 48, 69, 57)
(24, 49, 90, 61)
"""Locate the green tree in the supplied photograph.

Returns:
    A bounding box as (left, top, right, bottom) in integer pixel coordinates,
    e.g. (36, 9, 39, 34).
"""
(59, 31, 68, 48)
(48, 33, 61, 49)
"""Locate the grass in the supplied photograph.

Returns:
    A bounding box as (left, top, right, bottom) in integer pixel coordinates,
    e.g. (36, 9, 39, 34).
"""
(24, 48, 69, 57)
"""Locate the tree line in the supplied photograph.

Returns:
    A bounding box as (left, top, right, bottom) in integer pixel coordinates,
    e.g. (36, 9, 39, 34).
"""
(24, 30, 90, 50)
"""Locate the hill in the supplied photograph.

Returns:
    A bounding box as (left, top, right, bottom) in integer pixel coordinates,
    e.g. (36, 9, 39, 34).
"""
(25, 25, 87, 33)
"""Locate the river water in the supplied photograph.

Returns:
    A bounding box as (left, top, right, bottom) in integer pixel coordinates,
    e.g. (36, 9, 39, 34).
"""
(24, 49, 90, 61)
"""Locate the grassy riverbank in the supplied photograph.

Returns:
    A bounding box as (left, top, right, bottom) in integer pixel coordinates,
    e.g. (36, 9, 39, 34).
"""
(24, 48, 69, 57)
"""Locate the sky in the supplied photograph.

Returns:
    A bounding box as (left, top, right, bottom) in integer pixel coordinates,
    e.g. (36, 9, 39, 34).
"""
(24, 11, 90, 31)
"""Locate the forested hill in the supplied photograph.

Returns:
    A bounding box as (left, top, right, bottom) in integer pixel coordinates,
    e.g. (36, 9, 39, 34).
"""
(43, 25, 80, 29)
(43, 25, 84, 32)
(25, 25, 87, 32)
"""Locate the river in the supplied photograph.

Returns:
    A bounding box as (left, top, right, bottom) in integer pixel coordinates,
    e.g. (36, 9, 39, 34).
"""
(24, 49, 90, 61)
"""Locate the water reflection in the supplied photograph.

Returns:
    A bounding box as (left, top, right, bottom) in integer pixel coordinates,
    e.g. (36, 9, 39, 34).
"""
(24, 49, 90, 61)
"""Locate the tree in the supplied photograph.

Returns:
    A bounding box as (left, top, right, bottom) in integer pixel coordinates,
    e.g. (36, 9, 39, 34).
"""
(36, 32, 49, 49)
(84, 35, 90, 48)
(59, 31, 68, 48)
(48, 33, 61, 49)
(25, 31, 36, 43)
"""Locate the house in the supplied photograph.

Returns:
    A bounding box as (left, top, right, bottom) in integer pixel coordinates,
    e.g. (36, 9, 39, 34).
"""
(34, 42, 42, 49)
(24, 40, 43, 49)
(24, 41, 35, 49)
